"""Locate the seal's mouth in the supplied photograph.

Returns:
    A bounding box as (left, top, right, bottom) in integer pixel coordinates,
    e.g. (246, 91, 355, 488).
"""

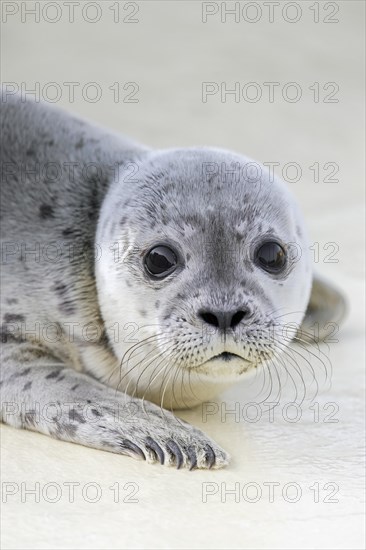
(210, 352, 242, 362)
(194, 350, 253, 379)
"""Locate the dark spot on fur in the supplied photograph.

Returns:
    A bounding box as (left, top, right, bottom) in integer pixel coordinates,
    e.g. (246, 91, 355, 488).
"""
(6, 298, 18, 305)
(47, 139, 54, 146)
(19, 367, 31, 377)
(155, 300, 160, 309)
(62, 227, 74, 237)
(23, 381, 32, 391)
(63, 423, 78, 437)
(69, 409, 86, 424)
(45, 369, 63, 380)
(3, 313, 24, 323)
(88, 193, 99, 220)
(52, 281, 68, 296)
(26, 148, 35, 156)
(139, 310, 147, 317)
(71, 384, 79, 391)
(59, 300, 76, 315)
(25, 347, 45, 360)
(24, 411, 37, 426)
(39, 204, 55, 219)
(100, 440, 115, 447)
(91, 408, 102, 417)
(75, 137, 84, 149)
(51, 282, 76, 315)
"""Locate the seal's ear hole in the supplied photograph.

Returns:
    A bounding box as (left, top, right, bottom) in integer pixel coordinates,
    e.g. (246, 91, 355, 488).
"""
(298, 275, 347, 343)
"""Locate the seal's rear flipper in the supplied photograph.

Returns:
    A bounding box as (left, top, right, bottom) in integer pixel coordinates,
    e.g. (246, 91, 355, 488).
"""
(298, 275, 348, 343)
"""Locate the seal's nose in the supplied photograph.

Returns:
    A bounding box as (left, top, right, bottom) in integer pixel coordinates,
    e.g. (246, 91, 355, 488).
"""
(198, 309, 249, 330)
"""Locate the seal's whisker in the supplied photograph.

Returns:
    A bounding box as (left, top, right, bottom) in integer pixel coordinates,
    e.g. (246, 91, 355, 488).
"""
(183, 361, 201, 404)
(105, 331, 172, 388)
(175, 354, 190, 410)
(140, 350, 176, 419)
(268, 344, 303, 403)
(159, 363, 177, 419)
(120, 331, 172, 369)
(250, 346, 272, 401)
(272, 323, 332, 386)
(260, 344, 304, 406)
(281, 333, 332, 390)
(283, 325, 330, 355)
(118, 338, 177, 408)
(138, 343, 178, 408)
(272, 340, 321, 404)
(287, 343, 320, 395)
(272, 310, 308, 321)
(266, 352, 286, 404)
(187, 366, 200, 405)
(293, 329, 332, 357)
(292, 338, 332, 391)
(255, 352, 275, 405)
(169, 356, 186, 412)
(115, 334, 177, 395)
(267, 352, 283, 404)
(139, 339, 177, 392)
(132, 340, 177, 398)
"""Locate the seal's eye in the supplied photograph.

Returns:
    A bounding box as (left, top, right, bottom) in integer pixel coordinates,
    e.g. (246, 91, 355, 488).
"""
(144, 245, 178, 278)
(255, 241, 287, 273)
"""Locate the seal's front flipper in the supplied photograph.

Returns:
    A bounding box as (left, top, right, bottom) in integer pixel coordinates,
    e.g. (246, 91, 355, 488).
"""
(0, 339, 230, 470)
(298, 274, 348, 343)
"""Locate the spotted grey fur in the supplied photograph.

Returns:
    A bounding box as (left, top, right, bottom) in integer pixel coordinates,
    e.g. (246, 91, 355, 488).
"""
(0, 92, 346, 469)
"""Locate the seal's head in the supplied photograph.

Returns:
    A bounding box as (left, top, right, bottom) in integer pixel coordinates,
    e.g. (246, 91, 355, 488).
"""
(96, 148, 312, 407)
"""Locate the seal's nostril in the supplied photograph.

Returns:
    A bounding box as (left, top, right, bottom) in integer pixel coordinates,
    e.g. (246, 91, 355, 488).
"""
(199, 309, 249, 330)
(199, 311, 220, 327)
(230, 310, 247, 328)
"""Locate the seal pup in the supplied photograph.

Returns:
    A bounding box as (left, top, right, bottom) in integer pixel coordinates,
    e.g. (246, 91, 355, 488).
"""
(0, 92, 346, 469)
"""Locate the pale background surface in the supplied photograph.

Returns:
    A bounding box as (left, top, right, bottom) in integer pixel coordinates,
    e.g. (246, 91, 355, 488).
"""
(1, 1, 365, 549)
